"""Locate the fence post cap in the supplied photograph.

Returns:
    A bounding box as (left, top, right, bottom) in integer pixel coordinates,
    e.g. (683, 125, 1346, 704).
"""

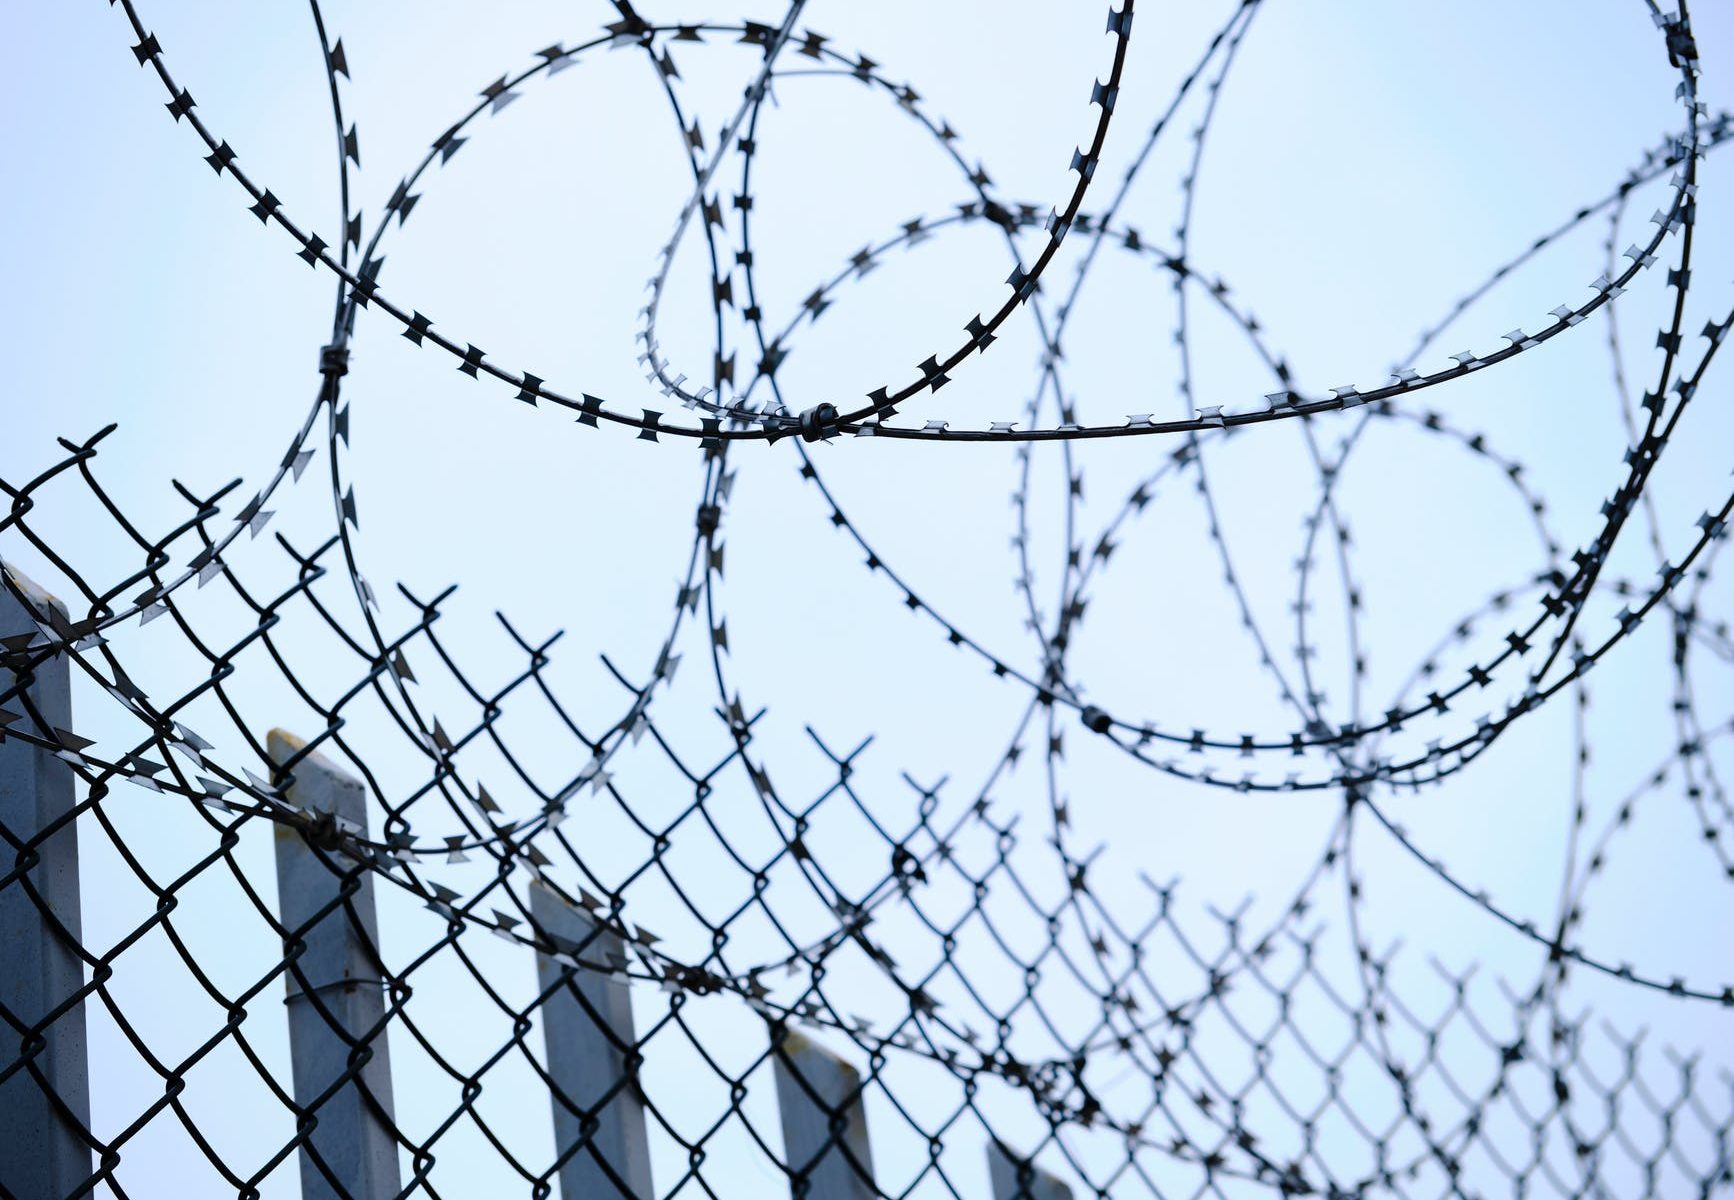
(267, 728, 363, 782)
(266, 727, 308, 760)
(0, 560, 69, 619)
(777, 1027, 861, 1082)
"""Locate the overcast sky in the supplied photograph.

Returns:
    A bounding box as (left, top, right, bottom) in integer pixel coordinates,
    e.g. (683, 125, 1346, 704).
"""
(3, 2, 1732, 1196)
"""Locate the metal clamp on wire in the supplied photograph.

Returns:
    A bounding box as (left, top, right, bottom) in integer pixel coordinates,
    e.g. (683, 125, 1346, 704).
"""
(797, 403, 839, 442)
(695, 504, 721, 538)
(1665, 19, 1697, 69)
(299, 808, 345, 853)
(1080, 705, 1112, 734)
(319, 344, 351, 378)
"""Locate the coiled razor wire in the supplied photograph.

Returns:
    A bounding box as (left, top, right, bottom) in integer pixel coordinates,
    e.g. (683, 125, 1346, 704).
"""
(2, 0, 1732, 1196)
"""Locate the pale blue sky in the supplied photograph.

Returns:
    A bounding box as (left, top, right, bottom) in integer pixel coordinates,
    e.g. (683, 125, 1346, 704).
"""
(3, 2, 1732, 1196)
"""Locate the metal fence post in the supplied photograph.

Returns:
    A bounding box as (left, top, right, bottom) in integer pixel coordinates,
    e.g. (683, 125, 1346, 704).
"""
(270, 729, 401, 1200)
(988, 1140, 1072, 1200)
(0, 566, 93, 1198)
(530, 881, 654, 1198)
(772, 1028, 876, 1200)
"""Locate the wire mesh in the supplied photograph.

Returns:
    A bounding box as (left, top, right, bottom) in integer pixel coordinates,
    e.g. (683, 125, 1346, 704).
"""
(2, 1, 1732, 1197)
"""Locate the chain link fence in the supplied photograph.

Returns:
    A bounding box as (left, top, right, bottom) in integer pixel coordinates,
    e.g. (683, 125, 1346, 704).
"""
(3, 0, 1732, 1196)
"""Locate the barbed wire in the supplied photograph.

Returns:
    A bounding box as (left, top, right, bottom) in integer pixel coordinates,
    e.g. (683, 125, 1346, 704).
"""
(2, 0, 1732, 1196)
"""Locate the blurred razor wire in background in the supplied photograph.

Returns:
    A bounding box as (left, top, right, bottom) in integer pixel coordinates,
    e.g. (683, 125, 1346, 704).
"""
(2, 0, 1733, 1196)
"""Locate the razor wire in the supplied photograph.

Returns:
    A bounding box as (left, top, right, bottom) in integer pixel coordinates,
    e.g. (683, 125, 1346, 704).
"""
(2, 0, 1733, 1196)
